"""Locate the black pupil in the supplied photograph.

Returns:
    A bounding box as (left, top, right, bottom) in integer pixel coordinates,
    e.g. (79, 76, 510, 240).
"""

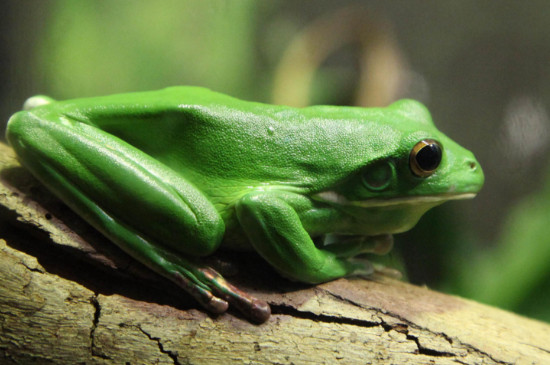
(416, 143, 442, 171)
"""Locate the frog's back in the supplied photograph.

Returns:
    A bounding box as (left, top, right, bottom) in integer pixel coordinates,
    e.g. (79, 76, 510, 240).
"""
(42, 87, 402, 195)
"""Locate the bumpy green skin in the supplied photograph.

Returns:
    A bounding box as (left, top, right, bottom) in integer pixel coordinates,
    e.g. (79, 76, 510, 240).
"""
(6, 87, 484, 321)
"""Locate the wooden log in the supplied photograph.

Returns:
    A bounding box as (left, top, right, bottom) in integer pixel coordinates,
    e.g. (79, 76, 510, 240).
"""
(1, 142, 549, 364)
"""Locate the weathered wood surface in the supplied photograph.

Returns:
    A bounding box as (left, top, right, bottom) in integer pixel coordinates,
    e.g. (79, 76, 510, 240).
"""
(1, 142, 550, 364)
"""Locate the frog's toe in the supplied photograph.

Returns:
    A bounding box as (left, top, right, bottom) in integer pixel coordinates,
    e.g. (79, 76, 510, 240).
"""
(371, 234, 394, 255)
(247, 297, 271, 324)
(172, 271, 229, 314)
(348, 258, 375, 278)
(372, 263, 403, 279)
(204, 295, 230, 314)
(198, 267, 271, 323)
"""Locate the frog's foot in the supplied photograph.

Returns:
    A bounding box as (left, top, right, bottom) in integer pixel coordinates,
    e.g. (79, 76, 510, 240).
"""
(324, 234, 399, 280)
(372, 263, 403, 279)
(197, 267, 271, 323)
(171, 271, 229, 314)
(321, 234, 394, 258)
(347, 258, 375, 277)
(170, 265, 270, 323)
(346, 259, 402, 280)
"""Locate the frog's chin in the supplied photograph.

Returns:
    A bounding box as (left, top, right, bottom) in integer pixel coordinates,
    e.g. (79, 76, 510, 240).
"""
(314, 191, 477, 208)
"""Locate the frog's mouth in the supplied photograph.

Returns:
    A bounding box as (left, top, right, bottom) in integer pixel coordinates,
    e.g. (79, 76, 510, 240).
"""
(314, 191, 477, 208)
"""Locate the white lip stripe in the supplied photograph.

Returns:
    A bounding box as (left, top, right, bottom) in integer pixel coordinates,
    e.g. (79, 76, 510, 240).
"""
(314, 191, 476, 207)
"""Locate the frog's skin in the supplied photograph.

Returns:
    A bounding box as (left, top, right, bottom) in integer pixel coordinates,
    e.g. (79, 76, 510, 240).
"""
(6, 87, 484, 322)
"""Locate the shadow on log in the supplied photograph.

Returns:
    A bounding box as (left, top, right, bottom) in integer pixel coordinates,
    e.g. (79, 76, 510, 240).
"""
(1, 142, 549, 364)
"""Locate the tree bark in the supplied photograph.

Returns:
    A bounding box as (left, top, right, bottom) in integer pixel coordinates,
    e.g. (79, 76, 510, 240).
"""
(1, 142, 549, 364)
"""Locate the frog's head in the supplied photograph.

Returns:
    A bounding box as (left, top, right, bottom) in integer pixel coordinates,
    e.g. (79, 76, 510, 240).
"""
(314, 99, 484, 234)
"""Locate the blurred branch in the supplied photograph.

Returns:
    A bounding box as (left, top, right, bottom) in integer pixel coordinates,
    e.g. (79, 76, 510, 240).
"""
(272, 6, 406, 107)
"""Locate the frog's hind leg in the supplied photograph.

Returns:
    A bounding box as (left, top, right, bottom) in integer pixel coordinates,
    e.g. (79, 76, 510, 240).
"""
(6, 111, 270, 322)
(7, 109, 224, 257)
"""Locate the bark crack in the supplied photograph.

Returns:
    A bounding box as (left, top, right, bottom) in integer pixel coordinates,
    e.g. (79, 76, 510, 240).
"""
(20, 261, 45, 274)
(522, 343, 550, 354)
(90, 293, 110, 360)
(405, 333, 455, 357)
(319, 289, 397, 331)
(138, 326, 181, 365)
(270, 302, 382, 329)
(319, 288, 512, 364)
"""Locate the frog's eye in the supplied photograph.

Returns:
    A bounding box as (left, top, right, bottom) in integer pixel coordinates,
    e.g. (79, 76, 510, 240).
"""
(409, 139, 442, 177)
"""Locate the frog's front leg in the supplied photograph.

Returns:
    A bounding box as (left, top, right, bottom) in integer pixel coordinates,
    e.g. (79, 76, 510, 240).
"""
(7, 111, 270, 322)
(236, 191, 372, 283)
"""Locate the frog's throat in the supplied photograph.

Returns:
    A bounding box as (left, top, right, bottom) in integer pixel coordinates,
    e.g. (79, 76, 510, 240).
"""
(313, 191, 477, 208)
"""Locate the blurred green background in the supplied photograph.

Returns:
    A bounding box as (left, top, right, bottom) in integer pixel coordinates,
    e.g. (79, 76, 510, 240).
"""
(2, 1, 550, 322)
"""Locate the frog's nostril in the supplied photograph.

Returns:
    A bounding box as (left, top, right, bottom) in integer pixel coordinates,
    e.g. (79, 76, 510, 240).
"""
(465, 159, 477, 170)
